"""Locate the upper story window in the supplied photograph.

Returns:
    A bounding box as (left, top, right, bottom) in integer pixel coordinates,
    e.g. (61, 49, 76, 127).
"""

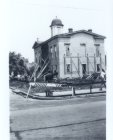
(50, 46, 53, 58)
(95, 44, 100, 57)
(96, 47, 100, 57)
(80, 43, 86, 46)
(54, 45, 57, 58)
(50, 46, 52, 53)
(80, 43, 86, 56)
(64, 43, 70, 56)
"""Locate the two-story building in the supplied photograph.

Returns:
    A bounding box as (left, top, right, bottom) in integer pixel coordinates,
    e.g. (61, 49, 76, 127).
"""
(33, 18, 106, 79)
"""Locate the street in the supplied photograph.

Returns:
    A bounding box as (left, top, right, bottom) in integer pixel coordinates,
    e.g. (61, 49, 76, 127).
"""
(10, 92, 106, 140)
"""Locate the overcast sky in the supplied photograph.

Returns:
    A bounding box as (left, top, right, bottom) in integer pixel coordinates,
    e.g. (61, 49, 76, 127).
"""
(7, 0, 111, 62)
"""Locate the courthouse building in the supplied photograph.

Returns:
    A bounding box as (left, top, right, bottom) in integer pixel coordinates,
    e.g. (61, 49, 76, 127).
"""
(32, 18, 106, 79)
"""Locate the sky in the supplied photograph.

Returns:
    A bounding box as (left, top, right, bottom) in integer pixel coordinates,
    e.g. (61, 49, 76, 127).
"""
(7, 0, 111, 62)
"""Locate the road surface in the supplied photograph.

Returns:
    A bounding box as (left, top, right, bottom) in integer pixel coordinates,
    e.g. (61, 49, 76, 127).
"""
(10, 92, 106, 140)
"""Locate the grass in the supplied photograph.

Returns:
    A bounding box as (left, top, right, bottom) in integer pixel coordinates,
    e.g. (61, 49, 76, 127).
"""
(9, 79, 104, 94)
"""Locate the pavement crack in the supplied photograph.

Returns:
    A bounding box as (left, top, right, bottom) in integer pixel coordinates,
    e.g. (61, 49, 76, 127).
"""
(11, 118, 105, 134)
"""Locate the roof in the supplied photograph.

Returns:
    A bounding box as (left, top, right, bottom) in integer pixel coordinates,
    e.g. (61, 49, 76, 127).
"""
(50, 18, 64, 27)
(33, 30, 106, 49)
(63, 30, 106, 39)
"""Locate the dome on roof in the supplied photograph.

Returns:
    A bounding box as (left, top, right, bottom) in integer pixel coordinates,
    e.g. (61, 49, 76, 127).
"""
(50, 18, 64, 27)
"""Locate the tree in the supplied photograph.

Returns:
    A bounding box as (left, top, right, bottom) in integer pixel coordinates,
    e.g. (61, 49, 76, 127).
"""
(26, 63, 35, 77)
(9, 52, 29, 76)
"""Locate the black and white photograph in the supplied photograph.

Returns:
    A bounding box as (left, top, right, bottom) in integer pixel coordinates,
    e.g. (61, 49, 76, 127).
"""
(1, 0, 113, 140)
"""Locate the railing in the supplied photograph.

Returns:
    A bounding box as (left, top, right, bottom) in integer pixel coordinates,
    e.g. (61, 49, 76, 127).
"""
(68, 80, 106, 95)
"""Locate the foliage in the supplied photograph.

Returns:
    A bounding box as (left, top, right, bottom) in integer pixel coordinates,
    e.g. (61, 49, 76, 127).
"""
(28, 64, 35, 76)
(9, 51, 31, 76)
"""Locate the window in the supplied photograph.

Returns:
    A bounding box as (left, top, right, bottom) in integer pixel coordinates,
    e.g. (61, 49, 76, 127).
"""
(50, 46, 53, 58)
(97, 64, 100, 72)
(66, 46, 70, 56)
(50, 46, 52, 53)
(95, 44, 100, 57)
(96, 47, 100, 57)
(64, 43, 70, 56)
(80, 43, 86, 56)
(54, 45, 57, 58)
(66, 64, 71, 73)
(80, 43, 86, 46)
(82, 64, 86, 75)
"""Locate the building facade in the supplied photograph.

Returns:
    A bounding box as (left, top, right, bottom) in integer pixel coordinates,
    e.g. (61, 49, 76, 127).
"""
(33, 18, 106, 79)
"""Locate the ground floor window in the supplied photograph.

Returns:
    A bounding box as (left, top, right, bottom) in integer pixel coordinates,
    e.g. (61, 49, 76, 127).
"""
(82, 64, 86, 75)
(66, 64, 71, 73)
(97, 64, 100, 72)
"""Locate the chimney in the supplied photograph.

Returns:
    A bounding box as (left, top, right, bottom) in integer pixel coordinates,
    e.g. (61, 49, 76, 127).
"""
(68, 28, 73, 33)
(37, 38, 39, 43)
(88, 29, 92, 32)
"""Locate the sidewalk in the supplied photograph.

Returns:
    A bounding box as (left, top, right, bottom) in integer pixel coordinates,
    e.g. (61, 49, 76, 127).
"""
(32, 87, 106, 97)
